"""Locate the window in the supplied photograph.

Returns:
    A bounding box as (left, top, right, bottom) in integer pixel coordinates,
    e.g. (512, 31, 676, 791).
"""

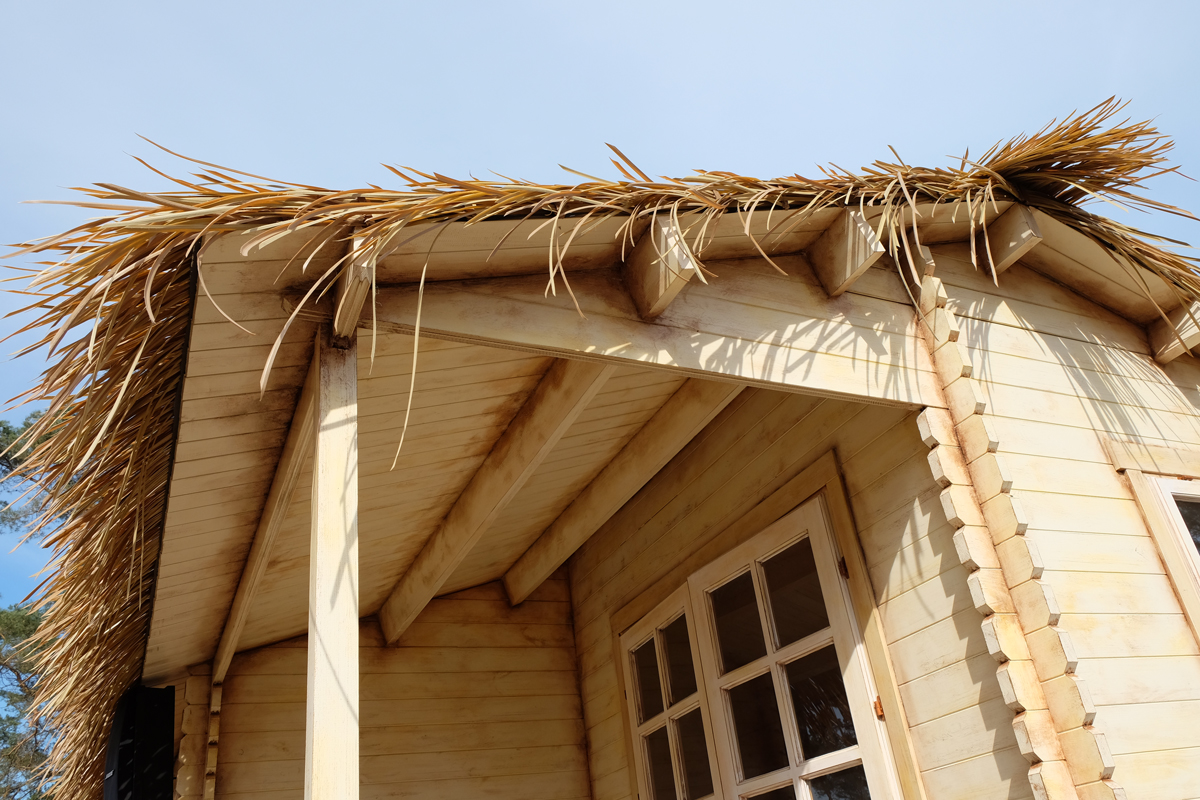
(1162, 478, 1200, 560)
(1121, 469, 1200, 646)
(1149, 476, 1200, 609)
(620, 497, 899, 800)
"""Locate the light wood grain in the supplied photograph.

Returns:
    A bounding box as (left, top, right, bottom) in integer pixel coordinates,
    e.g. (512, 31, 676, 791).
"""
(379, 359, 614, 642)
(808, 208, 886, 296)
(368, 265, 941, 407)
(212, 358, 318, 682)
(305, 329, 359, 800)
(979, 203, 1042, 276)
(504, 378, 742, 604)
(623, 215, 697, 319)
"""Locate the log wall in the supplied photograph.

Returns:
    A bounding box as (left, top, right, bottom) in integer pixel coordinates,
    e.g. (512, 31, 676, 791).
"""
(568, 389, 1034, 800)
(933, 242, 1200, 799)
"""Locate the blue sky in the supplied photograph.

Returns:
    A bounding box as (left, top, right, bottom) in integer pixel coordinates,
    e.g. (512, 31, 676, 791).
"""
(1, 0, 1198, 601)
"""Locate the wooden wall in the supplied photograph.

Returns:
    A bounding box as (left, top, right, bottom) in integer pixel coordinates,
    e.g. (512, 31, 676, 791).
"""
(568, 388, 1034, 800)
(935, 242, 1200, 798)
(215, 572, 589, 800)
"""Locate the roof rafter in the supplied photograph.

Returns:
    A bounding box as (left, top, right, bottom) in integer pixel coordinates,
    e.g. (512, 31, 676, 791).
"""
(624, 215, 699, 319)
(503, 377, 744, 605)
(377, 357, 616, 644)
(807, 208, 885, 296)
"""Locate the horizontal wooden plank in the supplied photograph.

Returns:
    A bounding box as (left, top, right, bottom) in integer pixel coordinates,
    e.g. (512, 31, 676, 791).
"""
(1062, 613, 1199, 659)
(220, 770, 592, 800)
(392, 622, 576, 649)
(221, 695, 583, 733)
(888, 610, 988, 685)
(1040, 570, 1180, 615)
(229, 645, 577, 676)
(898, 651, 1003, 727)
(917, 745, 1034, 800)
(1081, 655, 1200, 706)
(977, 380, 1200, 448)
(222, 670, 577, 704)
(1097, 699, 1200, 755)
(908, 696, 1021, 772)
(933, 242, 1151, 351)
(1108, 746, 1200, 800)
(218, 744, 586, 791)
(220, 718, 585, 763)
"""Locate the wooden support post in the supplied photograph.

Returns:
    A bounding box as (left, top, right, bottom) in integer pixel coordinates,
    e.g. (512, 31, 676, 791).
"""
(503, 378, 743, 605)
(624, 216, 698, 319)
(378, 358, 615, 643)
(979, 203, 1042, 276)
(305, 327, 359, 800)
(807, 208, 885, 296)
(1149, 300, 1200, 364)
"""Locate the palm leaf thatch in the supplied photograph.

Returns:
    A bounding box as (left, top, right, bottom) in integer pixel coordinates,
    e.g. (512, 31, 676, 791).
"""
(3, 98, 1196, 797)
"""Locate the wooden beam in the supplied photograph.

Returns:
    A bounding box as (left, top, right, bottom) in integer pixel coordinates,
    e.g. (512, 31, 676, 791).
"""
(1149, 300, 1200, 364)
(306, 327, 360, 799)
(807, 208, 885, 296)
(378, 358, 615, 643)
(624, 216, 698, 319)
(979, 203, 1042, 276)
(211, 358, 318, 682)
(333, 237, 373, 341)
(366, 265, 941, 408)
(503, 378, 743, 605)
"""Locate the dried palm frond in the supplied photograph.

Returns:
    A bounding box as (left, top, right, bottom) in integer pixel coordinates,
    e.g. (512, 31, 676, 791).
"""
(3, 98, 1196, 799)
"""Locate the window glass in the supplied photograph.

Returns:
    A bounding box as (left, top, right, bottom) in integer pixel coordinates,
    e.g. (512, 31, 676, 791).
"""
(710, 572, 766, 673)
(645, 726, 677, 800)
(785, 646, 857, 758)
(727, 672, 789, 778)
(676, 708, 713, 799)
(763, 538, 829, 647)
(808, 764, 871, 800)
(1174, 498, 1200, 555)
(633, 638, 664, 722)
(662, 615, 698, 703)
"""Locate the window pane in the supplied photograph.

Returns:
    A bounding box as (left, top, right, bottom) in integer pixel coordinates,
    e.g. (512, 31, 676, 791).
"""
(633, 638, 664, 722)
(645, 726, 678, 800)
(785, 646, 857, 758)
(1175, 499, 1200, 554)
(749, 785, 796, 800)
(710, 572, 767, 673)
(662, 615, 698, 703)
(727, 672, 789, 779)
(676, 708, 713, 800)
(808, 764, 871, 800)
(762, 537, 830, 647)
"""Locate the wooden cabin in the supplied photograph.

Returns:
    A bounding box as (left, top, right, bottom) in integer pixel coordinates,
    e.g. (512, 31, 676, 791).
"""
(14, 106, 1200, 800)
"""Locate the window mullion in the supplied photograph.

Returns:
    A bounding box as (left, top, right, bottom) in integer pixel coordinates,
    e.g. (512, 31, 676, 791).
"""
(665, 709, 686, 800)
(769, 659, 802, 772)
(689, 574, 741, 798)
(750, 559, 777, 656)
(683, 596, 725, 800)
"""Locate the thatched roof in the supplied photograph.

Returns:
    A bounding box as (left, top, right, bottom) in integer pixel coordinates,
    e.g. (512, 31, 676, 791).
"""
(5, 98, 1197, 797)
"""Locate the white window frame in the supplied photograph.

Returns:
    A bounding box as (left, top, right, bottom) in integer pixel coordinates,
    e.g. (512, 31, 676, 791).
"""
(1134, 474, 1200, 644)
(1153, 476, 1200, 582)
(619, 495, 900, 800)
(621, 586, 724, 800)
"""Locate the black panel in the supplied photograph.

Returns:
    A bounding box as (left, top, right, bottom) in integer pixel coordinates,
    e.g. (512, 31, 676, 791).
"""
(104, 685, 175, 800)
